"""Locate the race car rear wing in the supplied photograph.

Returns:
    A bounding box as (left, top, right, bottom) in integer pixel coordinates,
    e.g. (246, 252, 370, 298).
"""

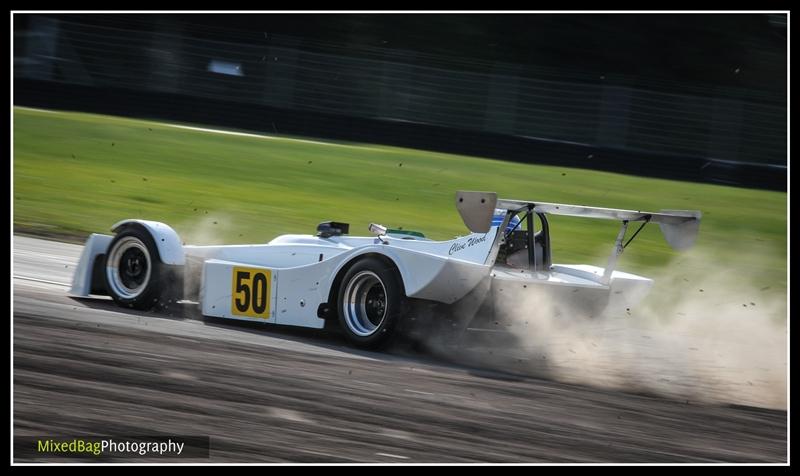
(456, 191, 702, 283)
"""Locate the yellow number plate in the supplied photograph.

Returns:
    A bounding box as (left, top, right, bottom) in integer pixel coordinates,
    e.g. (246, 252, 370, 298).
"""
(231, 266, 272, 319)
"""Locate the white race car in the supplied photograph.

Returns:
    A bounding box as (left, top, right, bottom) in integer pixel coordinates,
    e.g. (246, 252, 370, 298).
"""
(70, 191, 701, 348)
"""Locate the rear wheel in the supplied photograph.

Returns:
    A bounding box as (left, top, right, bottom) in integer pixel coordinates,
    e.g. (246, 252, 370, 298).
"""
(104, 227, 181, 310)
(337, 257, 407, 349)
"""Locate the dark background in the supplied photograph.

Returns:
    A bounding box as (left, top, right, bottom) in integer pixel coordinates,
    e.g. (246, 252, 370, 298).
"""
(13, 13, 788, 190)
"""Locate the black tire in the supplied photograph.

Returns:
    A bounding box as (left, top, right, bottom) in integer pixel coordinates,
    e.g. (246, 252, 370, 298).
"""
(337, 257, 407, 349)
(104, 226, 182, 310)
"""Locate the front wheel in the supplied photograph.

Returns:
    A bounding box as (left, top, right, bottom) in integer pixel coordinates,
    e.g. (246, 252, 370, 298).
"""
(337, 257, 407, 349)
(104, 227, 180, 310)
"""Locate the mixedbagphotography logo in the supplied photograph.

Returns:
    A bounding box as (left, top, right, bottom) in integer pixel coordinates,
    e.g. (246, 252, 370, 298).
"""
(15, 435, 210, 460)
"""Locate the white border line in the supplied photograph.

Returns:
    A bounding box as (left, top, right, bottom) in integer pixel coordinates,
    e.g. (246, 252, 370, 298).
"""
(163, 124, 383, 150)
(10, 10, 789, 466)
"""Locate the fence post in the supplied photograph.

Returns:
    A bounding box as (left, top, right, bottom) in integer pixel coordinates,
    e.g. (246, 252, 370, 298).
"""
(595, 82, 632, 149)
(21, 16, 59, 81)
(707, 96, 743, 162)
(379, 53, 417, 122)
(148, 18, 183, 93)
(483, 64, 519, 135)
(262, 37, 301, 109)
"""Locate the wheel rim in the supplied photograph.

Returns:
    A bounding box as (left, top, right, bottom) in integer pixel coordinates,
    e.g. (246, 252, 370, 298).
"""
(342, 271, 387, 337)
(106, 236, 152, 299)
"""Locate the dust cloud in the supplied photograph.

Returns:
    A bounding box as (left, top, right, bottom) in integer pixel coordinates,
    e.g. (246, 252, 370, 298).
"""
(175, 213, 236, 246)
(439, 248, 787, 410)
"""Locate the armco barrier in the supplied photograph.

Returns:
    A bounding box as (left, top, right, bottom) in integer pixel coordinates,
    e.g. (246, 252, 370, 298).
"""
(14, 79, 786, 192)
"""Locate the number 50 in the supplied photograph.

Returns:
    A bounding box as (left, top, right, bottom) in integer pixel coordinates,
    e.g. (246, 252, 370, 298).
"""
(232, 268, 271, 318)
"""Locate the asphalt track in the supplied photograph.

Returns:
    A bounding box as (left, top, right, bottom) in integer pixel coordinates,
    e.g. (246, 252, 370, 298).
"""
(12, 236, 787, 463)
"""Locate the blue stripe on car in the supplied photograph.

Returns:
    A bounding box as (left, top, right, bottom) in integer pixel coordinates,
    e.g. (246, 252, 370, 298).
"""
(492, 213, 521, 233)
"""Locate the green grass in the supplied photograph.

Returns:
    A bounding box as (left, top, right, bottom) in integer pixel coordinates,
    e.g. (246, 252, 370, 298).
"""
(13, 107, 787, 317)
